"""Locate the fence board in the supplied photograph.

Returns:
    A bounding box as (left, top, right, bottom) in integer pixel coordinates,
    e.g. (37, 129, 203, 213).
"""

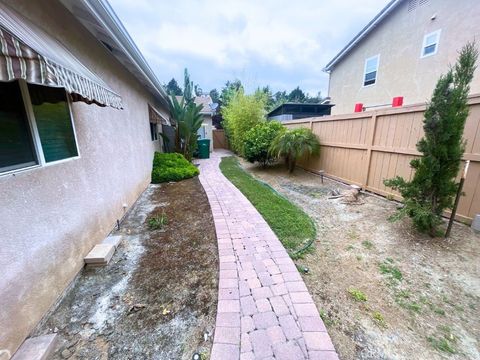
(285, 94, 480, 223)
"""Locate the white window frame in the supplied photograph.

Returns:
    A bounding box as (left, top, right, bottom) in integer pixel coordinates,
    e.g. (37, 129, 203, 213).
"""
(0, 80, 80, 177)
(421, 29, 441, 58)
(363, 54, 380, 87)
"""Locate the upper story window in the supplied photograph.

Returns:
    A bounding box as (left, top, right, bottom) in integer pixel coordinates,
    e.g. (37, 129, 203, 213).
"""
(421, 30, 441, 58)
(0, 81, 79, 174)
(363, 55, 380, 86)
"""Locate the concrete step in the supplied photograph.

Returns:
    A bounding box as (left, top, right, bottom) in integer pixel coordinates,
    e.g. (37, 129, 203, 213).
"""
(84, 243, 115, 266)
(11, 334, 57, 360)
(101, 235, 122, 249)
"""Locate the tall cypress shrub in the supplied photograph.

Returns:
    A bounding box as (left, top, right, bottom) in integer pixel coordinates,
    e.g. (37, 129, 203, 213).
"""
(384, 42, 478, 236)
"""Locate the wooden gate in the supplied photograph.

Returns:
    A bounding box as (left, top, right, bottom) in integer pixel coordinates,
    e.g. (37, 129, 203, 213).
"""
(213, 129, 228, 149)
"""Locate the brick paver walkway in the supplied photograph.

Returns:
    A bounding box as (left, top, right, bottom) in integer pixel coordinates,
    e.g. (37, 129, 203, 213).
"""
(198, 151, 338, 360)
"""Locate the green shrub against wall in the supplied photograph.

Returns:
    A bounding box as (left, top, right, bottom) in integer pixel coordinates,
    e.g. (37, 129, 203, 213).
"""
(244, 121, 285, 167)
(151, 152, 199, 183)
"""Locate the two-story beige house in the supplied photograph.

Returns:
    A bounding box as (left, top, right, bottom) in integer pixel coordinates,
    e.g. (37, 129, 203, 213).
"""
(325, 0, 480, 115)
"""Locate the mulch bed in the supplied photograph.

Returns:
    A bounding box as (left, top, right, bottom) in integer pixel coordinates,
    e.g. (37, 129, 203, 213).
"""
(33, 177, 218, 360)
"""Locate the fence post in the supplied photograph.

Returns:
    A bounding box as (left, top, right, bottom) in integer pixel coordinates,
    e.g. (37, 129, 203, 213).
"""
(362, 113, 378, 189)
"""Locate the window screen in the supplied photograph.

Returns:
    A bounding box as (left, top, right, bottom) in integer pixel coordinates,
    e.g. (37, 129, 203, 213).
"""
(28, 84, 78, 162)
(0, 81, 37, 172)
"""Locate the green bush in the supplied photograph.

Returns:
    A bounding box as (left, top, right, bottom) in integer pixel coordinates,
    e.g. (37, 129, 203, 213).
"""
(151, 152, 199, 183)
(222, 90, 266, 155)
(244, 121, 285, 167)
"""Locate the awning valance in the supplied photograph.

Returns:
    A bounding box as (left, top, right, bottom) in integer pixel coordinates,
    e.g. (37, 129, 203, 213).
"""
(0, 4, 122, 109)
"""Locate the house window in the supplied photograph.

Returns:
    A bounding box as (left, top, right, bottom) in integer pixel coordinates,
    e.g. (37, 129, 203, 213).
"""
(363, 55, 379, 86)
(150, 122, 158, 141)
(0, 80, 78, 174)
(421, 30, 441, 57)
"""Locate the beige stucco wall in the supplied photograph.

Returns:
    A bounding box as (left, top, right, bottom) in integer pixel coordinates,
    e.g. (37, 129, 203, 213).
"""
(202, 114, 214, 152)
(0, 0, 168, 357)
(328, 0, 480, 115)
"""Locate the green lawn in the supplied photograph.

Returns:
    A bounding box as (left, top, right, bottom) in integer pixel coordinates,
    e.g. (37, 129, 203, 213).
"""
(219, 156, 316, 257)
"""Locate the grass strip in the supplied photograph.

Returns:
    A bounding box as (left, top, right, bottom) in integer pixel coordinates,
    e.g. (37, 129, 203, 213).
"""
(219, 156, 316, 257)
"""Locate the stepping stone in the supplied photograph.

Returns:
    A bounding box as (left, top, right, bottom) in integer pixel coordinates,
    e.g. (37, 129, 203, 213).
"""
(101, 235, 122, 249)
(84, 244, 115, 267)
(11, 334, 57, 360)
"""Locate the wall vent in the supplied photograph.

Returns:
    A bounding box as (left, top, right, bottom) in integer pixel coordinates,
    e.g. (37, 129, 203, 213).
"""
(408, 0, 418, 12)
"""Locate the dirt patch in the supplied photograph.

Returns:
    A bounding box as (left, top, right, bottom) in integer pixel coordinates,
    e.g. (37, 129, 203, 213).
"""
(33, 178, 218, 360)
(240, 158, 480, 360)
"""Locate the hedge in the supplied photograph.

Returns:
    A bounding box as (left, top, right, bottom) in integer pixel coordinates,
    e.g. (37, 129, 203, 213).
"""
(151, 152, 199, 183)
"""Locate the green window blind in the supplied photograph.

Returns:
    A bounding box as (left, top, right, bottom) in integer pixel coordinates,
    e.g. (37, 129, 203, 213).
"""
(0, 81, 37, 172)
(28, 84, 78, 162)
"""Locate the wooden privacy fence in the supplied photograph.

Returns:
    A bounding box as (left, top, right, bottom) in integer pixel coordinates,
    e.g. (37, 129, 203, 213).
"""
(213, 129, 229, 149)
(284, 94, 480, 223)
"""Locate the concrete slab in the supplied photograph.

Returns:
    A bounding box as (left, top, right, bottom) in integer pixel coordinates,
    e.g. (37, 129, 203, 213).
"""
(84, 244, 115, 265)
(11, 334, 57, 360)
(101, 235, 122, 249)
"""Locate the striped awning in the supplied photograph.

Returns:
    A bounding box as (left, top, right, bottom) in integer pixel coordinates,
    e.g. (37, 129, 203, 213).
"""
(0, 4, 122, 109)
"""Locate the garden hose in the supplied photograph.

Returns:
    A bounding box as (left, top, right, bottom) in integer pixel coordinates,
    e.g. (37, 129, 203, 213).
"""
(256, 178, 317, 258)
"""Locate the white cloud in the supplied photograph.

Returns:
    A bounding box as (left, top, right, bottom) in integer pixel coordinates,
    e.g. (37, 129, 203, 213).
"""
(110, 0, 388, 95)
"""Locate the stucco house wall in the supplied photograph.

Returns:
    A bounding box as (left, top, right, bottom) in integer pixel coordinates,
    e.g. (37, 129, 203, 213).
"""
(0, 0, 168, 356)
(328, 0, 480, 115)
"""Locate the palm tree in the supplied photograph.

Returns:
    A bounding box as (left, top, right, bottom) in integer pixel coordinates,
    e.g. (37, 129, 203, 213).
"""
(270, 128, 320, 173)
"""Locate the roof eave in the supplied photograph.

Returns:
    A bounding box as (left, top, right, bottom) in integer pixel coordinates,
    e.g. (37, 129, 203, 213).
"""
(323, 0, 402, 71)
(60, 0, 170, 109)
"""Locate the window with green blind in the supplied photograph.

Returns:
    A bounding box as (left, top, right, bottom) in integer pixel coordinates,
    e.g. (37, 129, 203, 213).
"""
(0, 82, 38, 172)
(0, 80, 79, 174)
(28, 84, 78, 163)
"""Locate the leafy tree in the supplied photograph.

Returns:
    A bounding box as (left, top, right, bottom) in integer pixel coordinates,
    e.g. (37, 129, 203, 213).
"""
(288, 86, 306, 102)
(244, 121, 285, 167)
(222, 89, 265, 155)
(270, 127, 320, 173)
(384, 42, 478, 236)
(305, 91, 323, 103)
(194, 84, 203, 96)
(209, 88, 220, 104)
(220, 79, 243, 108)
(255, 86, 275, 111)
(165, 78, 183, 96)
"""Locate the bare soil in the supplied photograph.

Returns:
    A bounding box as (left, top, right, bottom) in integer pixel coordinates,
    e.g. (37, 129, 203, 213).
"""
(240, 158, 480, 360)
(33, 178, 218, 360)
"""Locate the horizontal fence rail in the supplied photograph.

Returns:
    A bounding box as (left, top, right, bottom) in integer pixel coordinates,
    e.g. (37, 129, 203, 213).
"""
(284, 94, 480, 223)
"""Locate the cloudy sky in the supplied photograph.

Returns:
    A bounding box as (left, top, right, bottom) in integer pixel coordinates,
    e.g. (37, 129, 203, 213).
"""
(109, 0, 388, 96)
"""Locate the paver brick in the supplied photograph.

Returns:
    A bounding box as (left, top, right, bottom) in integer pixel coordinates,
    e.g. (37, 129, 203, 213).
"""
(216, 312, 240, 327)
(309, 351, 340, 360)
(272, 341, 305, 360)
(253, 311, 278, 329)
(298, 316, 327, 332)
(210, 343, 240, 360)
(214, 326, 240, 345)
(290, 292, 313, 304)
(293, 303, 319, 317)
(240, 296, 257, 316)
(286, 281, 308, 292)
(282, 271, 303, 282)
(269, 296, 290, 316)
(249, 329, 273, 358)
(278, 315, 302, 340)
(255, 298, 272, 312)
(219, 288, 239, 300)
(266, 325, 286, 345)
(241, 316, 255, 333)
(218, 300, 240, 313)
(252, 286, 273, 300)
(304, 332, 335, 351)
